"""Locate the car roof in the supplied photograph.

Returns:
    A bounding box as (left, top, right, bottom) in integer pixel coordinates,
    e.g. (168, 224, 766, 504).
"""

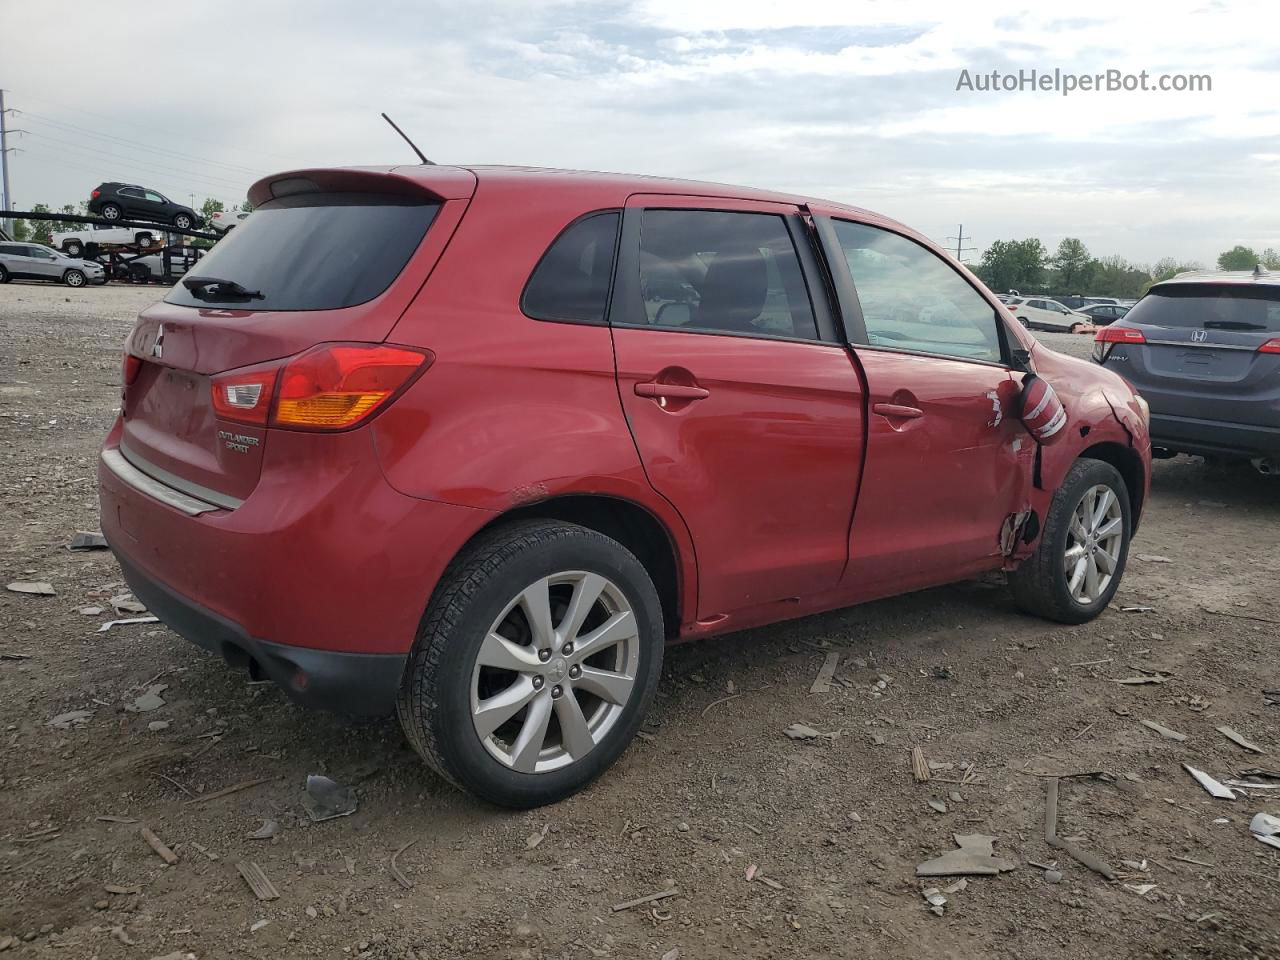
(250, 163, 916, 238)
(1151, 268, 1280, 290)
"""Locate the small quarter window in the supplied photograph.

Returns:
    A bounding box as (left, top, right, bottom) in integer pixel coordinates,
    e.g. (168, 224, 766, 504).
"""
(522, 212, 620, 323)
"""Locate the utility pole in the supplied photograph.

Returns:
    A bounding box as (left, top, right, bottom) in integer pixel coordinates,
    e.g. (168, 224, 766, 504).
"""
(945, 224, 976, 263)
(0, 89, 12, 237)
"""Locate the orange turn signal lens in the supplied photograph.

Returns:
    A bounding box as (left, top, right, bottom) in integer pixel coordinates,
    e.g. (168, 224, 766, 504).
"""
(270, 344, 431, 430)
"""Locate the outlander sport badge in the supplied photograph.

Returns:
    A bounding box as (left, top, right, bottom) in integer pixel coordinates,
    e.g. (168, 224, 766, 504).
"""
(150, 324, 165, 359)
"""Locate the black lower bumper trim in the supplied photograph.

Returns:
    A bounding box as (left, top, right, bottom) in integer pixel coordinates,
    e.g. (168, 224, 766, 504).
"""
(114, 551, 407, 717)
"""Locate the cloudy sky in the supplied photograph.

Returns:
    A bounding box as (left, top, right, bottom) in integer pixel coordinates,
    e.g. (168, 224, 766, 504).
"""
(4, 0, 1277, 267)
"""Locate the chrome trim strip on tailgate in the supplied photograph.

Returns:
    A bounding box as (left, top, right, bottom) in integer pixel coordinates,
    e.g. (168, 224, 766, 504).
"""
(101, 448, 221, 516)
(1145, 338, 1257, 351)
(119, 441, 245, 511)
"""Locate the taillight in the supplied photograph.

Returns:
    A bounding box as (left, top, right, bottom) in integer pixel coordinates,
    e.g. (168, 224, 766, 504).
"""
(271, 344, 431, 430)
(1092, 326, 1145, 363)
(211, 368, 277, 426)
(92, 190, 101, 200)
(123, 353, 142, 385)
(1259, 338, 1280, 354)
(1094, 327, 1146, 344)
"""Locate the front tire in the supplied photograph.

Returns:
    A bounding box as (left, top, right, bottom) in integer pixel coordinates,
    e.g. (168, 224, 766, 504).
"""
(397, 520, 664, 808)
(0, 265, 8, 283)
(63, 269, 87, 288)
(1009, 458, 1131, 624)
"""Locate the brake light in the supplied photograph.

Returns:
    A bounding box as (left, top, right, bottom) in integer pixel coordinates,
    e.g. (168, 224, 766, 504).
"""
(1259, 338, 1280, 354)
(211, 368, 277, 426)
(91, 190, 101, 199)
(122, 353, 142, 385)
(1094, 327, 1146, 344)
(271, 344, 431, 430)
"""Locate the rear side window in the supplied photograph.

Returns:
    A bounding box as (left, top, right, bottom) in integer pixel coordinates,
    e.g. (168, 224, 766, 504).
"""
(1126, 285, 1280, 332)
(522, 212, 619, 323)
(164, 193, 438, 312)
(637, 210, 818, 340)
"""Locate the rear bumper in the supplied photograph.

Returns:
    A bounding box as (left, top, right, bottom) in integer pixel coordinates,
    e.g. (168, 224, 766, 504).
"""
(1151, 412, 1280, 458)
(98, 419, 494, 714)
(114, 550, 407, 715)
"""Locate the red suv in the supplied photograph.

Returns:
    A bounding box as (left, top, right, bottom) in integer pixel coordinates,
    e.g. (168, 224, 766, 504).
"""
(99, 165, 1151, 807)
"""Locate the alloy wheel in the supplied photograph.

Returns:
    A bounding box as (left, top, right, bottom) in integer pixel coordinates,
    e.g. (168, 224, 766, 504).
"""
(1064, 483, 1123, 604)
(470, 571, 639, 774)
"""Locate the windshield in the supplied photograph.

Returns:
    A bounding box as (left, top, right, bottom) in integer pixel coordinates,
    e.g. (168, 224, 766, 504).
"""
(1126, 284, 1280, 332)
(163, 192, 438, 311)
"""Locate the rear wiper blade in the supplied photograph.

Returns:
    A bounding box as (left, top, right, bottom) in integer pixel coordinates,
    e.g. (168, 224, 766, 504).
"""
(181, 276, 264, 301)
(1203, 320, 1266, 330)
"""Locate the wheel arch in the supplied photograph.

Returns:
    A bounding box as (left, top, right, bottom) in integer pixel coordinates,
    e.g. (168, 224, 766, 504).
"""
(459, 494, 687, 640)
(1078, 441, 1146, 531)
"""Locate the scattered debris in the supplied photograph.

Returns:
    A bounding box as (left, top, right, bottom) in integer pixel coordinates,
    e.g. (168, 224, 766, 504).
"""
(700, 693, 741, 718)
(1200, 606, 1280, 625)
(1249, 812, 1280, 851)
(390, 838, 418, 889)
(611, 887, 679, 912)
(1217, 726, 1264, 754)
(187, 776, 274, 806)
(912, 747, 930, 783)
(1125, 883, 1158, 896)
(1044, 778, 1117, 881)
(109, 594, 147, 614)
(921, 886, 948, 915)
(125, 684, 168, 712)
(1121, 606, 1154, 613)
(7, 581, 55, 596)
(303, 774, 358, 821)
(1183, 764, 1236, 800)
(1136, 554, 1172, 563)
(1044, 869, 1063, 883)
(139, 826, 178, 865)
(147, 720, 171, 733)
(77, 605, 104, 616)
(103, 884, 140, 896)
(248, 820, 279, 840)
(191, 842, 219, 861)
(69, 531, 109, 550)
(250, 919, 271, 933)
(745, 864, 757, 882)
(96, 816, 139, 824)
(810, 651, 840, 694)
(916, 834, 1016, 876)
(1140, 719, 1187, 742)
(927, 799, 948, 814)
(47, 709, 93, 729)
(237, 861, 281, 901)
(1172, 855, 1214, 867)
(98, 616, 160, 633)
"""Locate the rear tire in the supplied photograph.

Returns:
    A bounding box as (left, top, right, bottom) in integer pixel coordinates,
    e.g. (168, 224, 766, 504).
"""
(1018, 316, 1031, 329)
(173, 213, 193, 230)
(397, 520, 664, 809)
(0, 265, 8, 283)
(1009, 458, 1131, 624)
(63, 269, 86, 288)
(100, 203, 122, 221)
(64, 241, 84, 257)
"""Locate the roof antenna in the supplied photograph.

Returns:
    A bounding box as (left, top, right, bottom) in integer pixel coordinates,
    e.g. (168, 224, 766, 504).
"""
(381, 112, 433, 165)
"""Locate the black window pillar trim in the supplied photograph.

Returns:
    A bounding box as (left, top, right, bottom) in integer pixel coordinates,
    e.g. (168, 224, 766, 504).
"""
(810, 215, 869, 345)
(607, 206, 645, 327)
(783, 214, 839, 344)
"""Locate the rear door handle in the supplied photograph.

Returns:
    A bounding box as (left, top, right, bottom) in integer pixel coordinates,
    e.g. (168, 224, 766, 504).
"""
(635, 382, 710, 400)
(873, 402, 923, 419)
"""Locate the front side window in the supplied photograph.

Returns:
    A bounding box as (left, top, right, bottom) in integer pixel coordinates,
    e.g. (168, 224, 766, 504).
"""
(833, 219, 1003, 363)
(637, 210, 818, 340)
(521, 212, 619, 323)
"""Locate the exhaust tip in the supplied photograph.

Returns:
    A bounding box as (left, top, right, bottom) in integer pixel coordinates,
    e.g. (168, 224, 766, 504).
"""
(1251, 457, 1276, 476)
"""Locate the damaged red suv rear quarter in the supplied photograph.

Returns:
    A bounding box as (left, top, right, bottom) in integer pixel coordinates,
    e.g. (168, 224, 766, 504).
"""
(99, 163, 1150, 808)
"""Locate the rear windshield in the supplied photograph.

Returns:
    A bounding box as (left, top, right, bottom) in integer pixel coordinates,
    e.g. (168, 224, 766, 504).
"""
(164, 192, 438, 311)
(1127, 284, 1280, 331)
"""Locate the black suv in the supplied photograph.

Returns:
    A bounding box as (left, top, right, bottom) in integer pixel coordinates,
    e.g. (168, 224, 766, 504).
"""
(88, 183, 202, 230)
(1094, 268, 1280, 474)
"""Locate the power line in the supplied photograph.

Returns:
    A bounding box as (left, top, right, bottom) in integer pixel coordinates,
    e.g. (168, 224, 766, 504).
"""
(14, 145, 239, 208)
(18, 129, 252, 191)
(945, 224, 977, 263)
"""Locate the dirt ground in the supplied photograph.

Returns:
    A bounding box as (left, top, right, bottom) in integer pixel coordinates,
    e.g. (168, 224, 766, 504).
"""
(2, 282, 1279, 960)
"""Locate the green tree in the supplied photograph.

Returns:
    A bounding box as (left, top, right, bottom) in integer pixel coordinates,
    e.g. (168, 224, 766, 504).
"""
(1052, 237, 1095, 292)
(200, 197, 225, 223)
(239, 200, 254, 213)
(976, 238, 1048, 293)
(28, 203, 53, 244)
(12, 218, 30, 241)
(1092, 255, 1150, 299)
(57, 203, 87, 234)
(1260, 248, 1280, 270)
(1217, 245, 1259, 270)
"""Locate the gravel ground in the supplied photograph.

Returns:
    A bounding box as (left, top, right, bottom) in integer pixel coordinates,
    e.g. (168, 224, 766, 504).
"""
(2, 281, 1279, 960)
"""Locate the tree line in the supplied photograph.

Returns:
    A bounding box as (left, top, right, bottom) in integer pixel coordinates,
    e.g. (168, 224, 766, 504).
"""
(974, 237, 1280, 298)
(5, 197, 250, 246)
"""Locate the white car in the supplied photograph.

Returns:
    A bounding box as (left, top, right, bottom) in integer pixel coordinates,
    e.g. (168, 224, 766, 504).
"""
(126, 248, 204, 281)
(208, 209, 252, 234)
(1006, 296, 1095, 332)
(52, 225, 158, 257)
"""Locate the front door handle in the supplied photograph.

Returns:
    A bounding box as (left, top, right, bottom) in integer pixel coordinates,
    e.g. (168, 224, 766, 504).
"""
(873, 402, 923, 419)
(635, 382, 710, 400)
